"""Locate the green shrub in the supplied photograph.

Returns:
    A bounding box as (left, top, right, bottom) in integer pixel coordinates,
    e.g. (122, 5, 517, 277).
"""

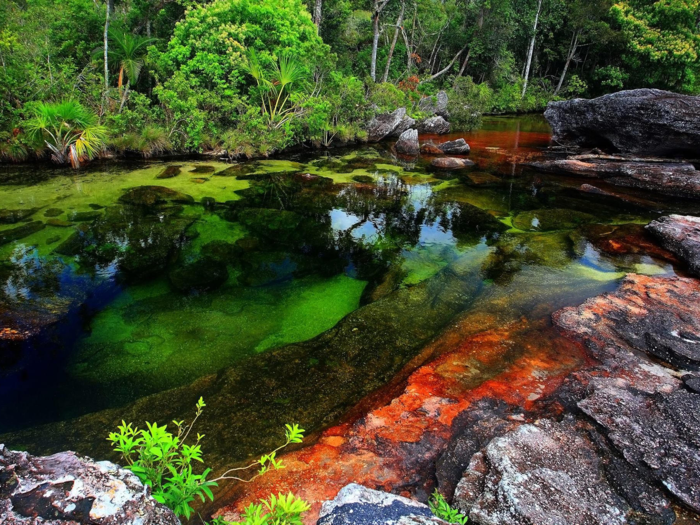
(429, 490, 468, 524)
(108, 397, 307, 520)
(152, 0, 331, 148)
(446, 77, 493, 130)
(368, 82, 408, 112)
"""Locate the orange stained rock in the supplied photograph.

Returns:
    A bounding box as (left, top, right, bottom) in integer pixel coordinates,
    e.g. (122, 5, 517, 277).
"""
(214, 318, 587, 524)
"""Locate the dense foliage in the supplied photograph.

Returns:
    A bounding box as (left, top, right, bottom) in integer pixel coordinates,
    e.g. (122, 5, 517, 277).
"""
(1, 0, 698, 163)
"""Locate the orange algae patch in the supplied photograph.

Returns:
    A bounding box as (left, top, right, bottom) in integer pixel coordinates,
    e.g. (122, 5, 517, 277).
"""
(214, 317, 586, 524)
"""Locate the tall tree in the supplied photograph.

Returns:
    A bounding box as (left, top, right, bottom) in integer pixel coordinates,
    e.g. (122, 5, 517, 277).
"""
(370, 0, 391, 81)
(554, 0, 612, 96)
(313, 0, 322, 31)
(103, 0, 114, 95)
(521, 0, 542, 98)
(381, 0, 405, 82)
(102, 31, 157, 112)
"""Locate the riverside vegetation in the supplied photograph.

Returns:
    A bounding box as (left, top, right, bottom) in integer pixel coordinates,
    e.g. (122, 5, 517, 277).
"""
(1, 0, 699, 164)
(109, 397, 311, 523)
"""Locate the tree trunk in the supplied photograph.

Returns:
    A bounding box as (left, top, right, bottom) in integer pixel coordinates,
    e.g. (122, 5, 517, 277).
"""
(382, 0, 405, 82)
(419, 43, 468, 84)
(554, 30, 579, 96)
(119, 82, 130, 113)
(103, 0, 112, 93)
(521, 0, 542, 99)
(456, 47, 471, 78)
(456, 7, 483, 79)
(371, 11, 381, 81)
(313, 0, 322, 32)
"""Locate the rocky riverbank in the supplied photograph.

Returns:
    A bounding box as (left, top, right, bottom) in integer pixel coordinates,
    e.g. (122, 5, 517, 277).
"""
(528, 89, 700, 199)
(210, 215, 700, 525)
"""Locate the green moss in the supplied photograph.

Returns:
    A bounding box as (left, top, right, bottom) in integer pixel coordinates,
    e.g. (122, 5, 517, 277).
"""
(67, 274, 366, 402)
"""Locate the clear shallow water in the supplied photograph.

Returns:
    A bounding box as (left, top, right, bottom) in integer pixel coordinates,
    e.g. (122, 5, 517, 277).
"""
(0, 116, 697, 466)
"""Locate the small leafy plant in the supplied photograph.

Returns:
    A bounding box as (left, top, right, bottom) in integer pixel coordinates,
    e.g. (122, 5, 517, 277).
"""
(429, 490, 469, 525)
(212, 493, 310, 525)
(108, 397, 307, 520)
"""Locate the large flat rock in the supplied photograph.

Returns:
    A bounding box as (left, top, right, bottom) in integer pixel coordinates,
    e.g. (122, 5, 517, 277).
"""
(647, 214, 700, 275)
(545, 89, 700, 157)
(527, 157, 700, 198)
(554, 273, 700, 513)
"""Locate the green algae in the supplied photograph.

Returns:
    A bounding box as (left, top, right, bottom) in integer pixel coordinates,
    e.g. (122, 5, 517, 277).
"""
(66, 273, 366, 405)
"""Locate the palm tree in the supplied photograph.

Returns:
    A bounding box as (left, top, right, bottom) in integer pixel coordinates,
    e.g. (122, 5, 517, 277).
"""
(24, 101, 108, 168)
(95, 30, 156, 112)
(242, 51, 307, 128)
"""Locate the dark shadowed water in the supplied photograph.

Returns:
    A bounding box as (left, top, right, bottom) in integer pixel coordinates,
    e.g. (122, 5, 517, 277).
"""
(1, 116, 698, 469)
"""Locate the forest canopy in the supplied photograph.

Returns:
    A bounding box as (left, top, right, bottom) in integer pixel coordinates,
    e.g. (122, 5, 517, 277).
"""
(1, 0, 699, 162)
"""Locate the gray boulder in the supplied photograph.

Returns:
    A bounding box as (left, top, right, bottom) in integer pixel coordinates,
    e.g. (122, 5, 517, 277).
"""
(544, 89, 700, 157)
(418, 116, 450, 135)
(0, 445, 179, 524)
(579, 385, 700, 514)
(454, 419, 668, 525)
(391, 115, 417, 138)
(318, 484, 448, 525)
(395, 129, 420, 156)
(647, 214, 700, 276)
(419, 91, 449, 118)
(368, 108, 408, 142)
(438, 139, 470, 155)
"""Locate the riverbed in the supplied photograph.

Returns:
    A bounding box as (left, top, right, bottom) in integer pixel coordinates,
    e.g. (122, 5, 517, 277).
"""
(1, 116, 698, 514)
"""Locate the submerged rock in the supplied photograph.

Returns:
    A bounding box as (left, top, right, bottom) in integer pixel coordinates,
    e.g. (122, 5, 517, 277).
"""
(572, 223, 677, 262)
(318, 484, 447, 525)
(201, 240, 241, 263)
(0, 445, 179, 524)
(395, 129, 420, 156)
(527, 157, 700, 199)
(545, 89, 700, 157)
(0, 221, 45, 246)
(156, 165, 181, 179)
(418, 116, 450, 135)
(420, 143, 443, 155)
(190, 165, 216, 174)
(118, 186, 194, 207)
(431, 158, 474, 170)
(47, 219, 73, 227)
(168, 257, 228, 293)
(67, 211, 102, 222)
(0, 208, 40, 224)
(512, 208, 596, 232)
(44, 208, 64, 217)
(647, 214, 700, 275)
(438, 139, 470, 155)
